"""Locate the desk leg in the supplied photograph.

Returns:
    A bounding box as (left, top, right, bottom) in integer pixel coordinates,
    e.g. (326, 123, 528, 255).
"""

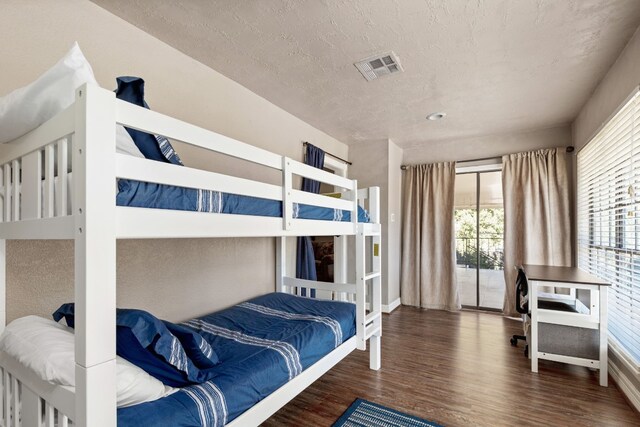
(530, 280, 538, 373)
(599, 286, 608, 387)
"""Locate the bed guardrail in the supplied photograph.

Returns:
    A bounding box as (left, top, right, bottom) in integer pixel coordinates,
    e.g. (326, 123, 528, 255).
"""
(0, 106, 74, 240)
(0, 352, 75, 427)
(0, 84, 364, 238)
(115, 96, 360, 233)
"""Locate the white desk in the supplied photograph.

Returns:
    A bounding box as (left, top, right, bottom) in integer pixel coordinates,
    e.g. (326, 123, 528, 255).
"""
(523, 264, 610, 387)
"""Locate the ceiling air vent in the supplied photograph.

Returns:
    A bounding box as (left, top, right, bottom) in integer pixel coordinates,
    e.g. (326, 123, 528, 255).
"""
(354, 51, 403, 81)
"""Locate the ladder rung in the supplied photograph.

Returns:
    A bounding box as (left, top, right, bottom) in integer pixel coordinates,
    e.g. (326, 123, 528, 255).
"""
(365, 311, 381, 324)
(363, 272, 381, 281)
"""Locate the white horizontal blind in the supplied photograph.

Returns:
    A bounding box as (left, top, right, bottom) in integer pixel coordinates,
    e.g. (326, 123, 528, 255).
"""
(578, 89, 640, 362)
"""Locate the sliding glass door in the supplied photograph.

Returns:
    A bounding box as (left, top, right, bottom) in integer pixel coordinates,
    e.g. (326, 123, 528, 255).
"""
(454, 170, 505, 310)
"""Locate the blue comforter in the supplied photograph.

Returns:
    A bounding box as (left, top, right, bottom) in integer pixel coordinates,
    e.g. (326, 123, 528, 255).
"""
(117, 293, 356, 426)
(117, 180, 370, 222)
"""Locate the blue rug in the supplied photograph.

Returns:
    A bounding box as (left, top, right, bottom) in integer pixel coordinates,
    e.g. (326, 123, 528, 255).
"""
(333, 398, 443, 427)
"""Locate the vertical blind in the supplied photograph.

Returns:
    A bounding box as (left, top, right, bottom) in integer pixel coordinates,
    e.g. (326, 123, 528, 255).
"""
(578, 89, 640, 363)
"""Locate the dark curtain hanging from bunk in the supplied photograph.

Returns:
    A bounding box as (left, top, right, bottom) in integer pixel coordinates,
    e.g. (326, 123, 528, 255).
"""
(296, 143, 325, 297)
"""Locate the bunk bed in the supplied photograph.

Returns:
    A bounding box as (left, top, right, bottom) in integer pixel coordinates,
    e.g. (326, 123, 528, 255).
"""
(0, 83, 382, 427)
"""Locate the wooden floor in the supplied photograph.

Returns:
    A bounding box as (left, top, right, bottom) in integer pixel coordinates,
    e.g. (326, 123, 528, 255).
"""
(264, 306, 640, 427)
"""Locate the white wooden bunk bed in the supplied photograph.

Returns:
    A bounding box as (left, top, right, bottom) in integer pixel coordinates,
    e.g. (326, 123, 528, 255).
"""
(0, 84, 382, 427)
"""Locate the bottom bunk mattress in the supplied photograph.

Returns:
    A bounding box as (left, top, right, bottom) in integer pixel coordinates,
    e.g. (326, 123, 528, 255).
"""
(117, 292, 356, 426)
(116, 179, 370, 222)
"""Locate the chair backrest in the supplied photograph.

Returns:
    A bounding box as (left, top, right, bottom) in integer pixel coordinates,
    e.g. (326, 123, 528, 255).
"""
(515, 266, 529, 314)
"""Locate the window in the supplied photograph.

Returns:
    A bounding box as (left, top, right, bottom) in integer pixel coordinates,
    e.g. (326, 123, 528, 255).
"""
(578, 89, 640, 363)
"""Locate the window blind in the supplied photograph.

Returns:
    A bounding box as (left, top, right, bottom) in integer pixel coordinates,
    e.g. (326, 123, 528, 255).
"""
(578, 89, 640, 363)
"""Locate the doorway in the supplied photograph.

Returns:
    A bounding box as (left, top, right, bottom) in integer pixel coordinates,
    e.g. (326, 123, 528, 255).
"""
(454, 170, 505, 310)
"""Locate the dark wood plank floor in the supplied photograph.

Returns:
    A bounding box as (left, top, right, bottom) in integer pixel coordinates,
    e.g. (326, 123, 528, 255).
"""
(263, 306, 640, 427)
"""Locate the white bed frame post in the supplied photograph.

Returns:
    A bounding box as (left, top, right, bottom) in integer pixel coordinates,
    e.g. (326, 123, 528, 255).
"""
(355, 226, 366, 351)
(368, 187, 381, 370)
(276, 237, 287, 293)
(329, 158, 349, 303)
(73, 84, 117, 427)
(282, 157, 293, 231)
(333, 236, 348, 301)
(355, 186, 382, 370)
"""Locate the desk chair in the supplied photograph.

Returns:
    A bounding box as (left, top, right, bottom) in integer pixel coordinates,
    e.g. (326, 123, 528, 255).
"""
(510, 267, 529, 356)
(509, 266, 578, 357)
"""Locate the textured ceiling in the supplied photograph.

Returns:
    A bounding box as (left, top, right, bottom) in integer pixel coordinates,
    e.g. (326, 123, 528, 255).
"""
(92, 0, 640, 147)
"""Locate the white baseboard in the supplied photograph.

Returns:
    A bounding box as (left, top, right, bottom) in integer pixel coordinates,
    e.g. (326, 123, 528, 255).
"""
(609, 356, 640, 412)
(382, 298, 401, 313)
(364, 298, 401, 314)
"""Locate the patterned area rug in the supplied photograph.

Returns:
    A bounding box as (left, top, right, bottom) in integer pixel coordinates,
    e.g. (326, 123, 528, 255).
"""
(333, 398, 443, 427)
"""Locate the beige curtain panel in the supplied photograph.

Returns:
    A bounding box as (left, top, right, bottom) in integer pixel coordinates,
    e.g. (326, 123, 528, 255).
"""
(502, 148, 572, 316)
(401, 162, 460, 311)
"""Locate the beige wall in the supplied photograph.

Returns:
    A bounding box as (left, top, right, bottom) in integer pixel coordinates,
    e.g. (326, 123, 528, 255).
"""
(402, 125, 572, 165)
(1, 0, 348, 322)
(573, 26, 640, 150)
(349, 140, 388, 302)
(387, 141, 402, 305)
(349, 139, 402, 308)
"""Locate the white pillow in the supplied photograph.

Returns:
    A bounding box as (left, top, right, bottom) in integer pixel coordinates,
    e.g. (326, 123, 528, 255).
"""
(116, 124, 145, 158)
(114, 356, 175, 408)
(0, 315, 173, 408)
(0, 316, 75, 385)
(0, 42, 95, 143)
(0, 42, 144, 158)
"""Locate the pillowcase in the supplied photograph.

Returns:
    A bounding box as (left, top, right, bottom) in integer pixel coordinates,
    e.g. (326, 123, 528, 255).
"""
(0, 42, 145, 159)
(114, 76, 183, 165)
(0, 315, 173, 407)
(163, 321, 219, 369)
(53, 304, 219, 387)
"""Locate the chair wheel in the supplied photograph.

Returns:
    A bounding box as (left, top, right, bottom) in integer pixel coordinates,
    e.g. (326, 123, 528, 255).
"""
(510, 337, 517, 346)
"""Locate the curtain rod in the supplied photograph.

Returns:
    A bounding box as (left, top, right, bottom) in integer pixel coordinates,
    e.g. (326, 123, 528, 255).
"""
(303, 141, 352, 165)
(400, 146, 575, 170)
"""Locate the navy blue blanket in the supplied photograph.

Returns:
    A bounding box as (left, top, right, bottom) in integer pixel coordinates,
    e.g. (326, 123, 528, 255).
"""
(117, 293, 356, 426)
(117, 180, 370, 222)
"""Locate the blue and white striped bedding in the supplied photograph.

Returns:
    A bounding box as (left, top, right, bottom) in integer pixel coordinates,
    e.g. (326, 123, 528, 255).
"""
(117, 292, 356, 427)
(116, 180, 370, 222)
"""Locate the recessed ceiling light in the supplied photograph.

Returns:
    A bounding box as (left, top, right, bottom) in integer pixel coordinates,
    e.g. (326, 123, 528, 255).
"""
(426, 112, 446, 121)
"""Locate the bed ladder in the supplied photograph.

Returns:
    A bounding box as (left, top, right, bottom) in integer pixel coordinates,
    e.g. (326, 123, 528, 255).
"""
(353, 186, 382, 371)
(356, 224, 382, 370)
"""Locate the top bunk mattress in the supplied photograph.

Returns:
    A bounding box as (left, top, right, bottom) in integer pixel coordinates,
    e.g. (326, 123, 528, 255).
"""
(117, 179, 370, 223)
(117, 292, 356, 427)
